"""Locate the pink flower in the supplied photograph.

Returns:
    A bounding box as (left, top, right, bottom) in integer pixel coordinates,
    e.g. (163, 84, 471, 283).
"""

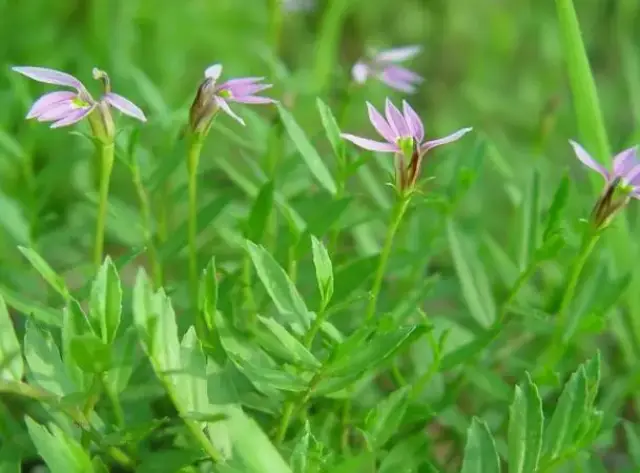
(12, 66, 146, 128)
(351, 46, 423, 93)
(196, 64, 276, 127)
(342, 99, 472, 190)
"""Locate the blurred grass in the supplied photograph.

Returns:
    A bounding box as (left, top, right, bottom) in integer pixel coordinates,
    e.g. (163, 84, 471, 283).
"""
(2, 0, 640, 470)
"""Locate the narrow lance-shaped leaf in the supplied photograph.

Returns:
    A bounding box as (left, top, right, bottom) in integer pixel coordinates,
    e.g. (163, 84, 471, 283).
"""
(508, 373, 543, 473)
(316, 98, 344, 160)
(447, 220, 496, 327)
(310, 235, 334, 306)
(542, 365, 588, 461)
(0, 295, 23, 382)
(245, 240, 312, 330)
(460, 417, 501, 473)
(89, 256, 122, 344)
(245, 180, 275, 244)
(18, 246, 69, 299)
(277, 104, 337, 195)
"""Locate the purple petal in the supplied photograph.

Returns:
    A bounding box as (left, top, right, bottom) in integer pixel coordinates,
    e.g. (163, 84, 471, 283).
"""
(205, 64, 223, 80)
(215, 97, 245, 126)
(623, 162, 640, 187)
(421, 127, 473, 153)
(375, 46, 422, 63)
(50, 106, 94, 128)
(12, 66, 84, 90)
(341, 133, 398, 153)
(569, 140, 609, 181)
(226, 82, 272, 98)
(219, 77, 266, 88)
(104, 92, 146, 122)
(366, 102, 395, 143)
(229, 95, 276, 104)
(379, 76, 417, 93)
(351, 62, 370, 84)
(402, 101, 424, 142)
(613, 146, 639, 179)
(36, 101, 77, 122)
(26, 91, 77, 119)
(384, 99, 409, 138)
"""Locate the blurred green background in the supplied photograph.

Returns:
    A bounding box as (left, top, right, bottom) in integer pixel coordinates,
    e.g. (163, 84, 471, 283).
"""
(2, 0, 640, 469)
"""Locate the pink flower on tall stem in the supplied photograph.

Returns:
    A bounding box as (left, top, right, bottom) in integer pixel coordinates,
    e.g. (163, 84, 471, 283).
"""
(570, 140, 640, 228)
(342, 98, 472, 191)
(189, 64, 275, 131)
(12, 66, 146, 129)
(351, 46, 423, 93)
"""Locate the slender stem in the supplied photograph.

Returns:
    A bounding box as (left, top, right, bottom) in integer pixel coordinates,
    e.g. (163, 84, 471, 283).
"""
(275, 402, 295, 445)
(242, 253, 256, 327)
(94, 143, 114, 269)
(543, 229, 600, 366)
(365, 195, 411, 320)
(275, 371, 323, 445)
(131, 157, 162, 287)
(267, 0, 283, 58)
(304, 303, 327, 348)
(187, 134, 204, 308)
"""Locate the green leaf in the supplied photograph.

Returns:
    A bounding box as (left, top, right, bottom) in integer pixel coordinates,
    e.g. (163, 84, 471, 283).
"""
(318, 324, 426, 395)
(542, 173, 570, 242)
(18, 247, 69, 300)
(89, 256, 122, 344)
(255, 316, 321, 370)
(69, 334, 112, 374)
(447, 220, 496, 327)
(176, 326, 208, 415)
(222, 405, 294, 473)
(25, 417, 94, 473)
(24, 322, 75, 396)
(245, 240, 312, 329)
(365, 385, 411, 448)
(198, 257, 218, 337)
(542, 366, 588, 461)
(132, 270, 181, 373)
(518, 170, 540, 271)
(0, 296, 23, 382)
(289, 421, 311, 473)
(246, 181, 274, 243)
(316, 98, 344, 159)
(508, 374, 543, 473)
(310, 235, 334, 306)
(277, 104, 337, 195)
(0, 283, 61, 327)
(460, 418, 501, 473)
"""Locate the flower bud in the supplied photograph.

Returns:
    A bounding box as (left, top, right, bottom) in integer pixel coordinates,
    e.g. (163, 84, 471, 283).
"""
(189, 76, 219, 135)
(590, 177, 630, 229)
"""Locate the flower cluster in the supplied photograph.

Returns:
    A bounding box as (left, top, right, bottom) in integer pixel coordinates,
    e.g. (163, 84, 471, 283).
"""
(12, 44, 640, 228)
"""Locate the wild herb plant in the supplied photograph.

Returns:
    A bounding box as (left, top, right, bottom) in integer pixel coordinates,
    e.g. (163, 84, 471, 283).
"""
(0, 0, 639, 472)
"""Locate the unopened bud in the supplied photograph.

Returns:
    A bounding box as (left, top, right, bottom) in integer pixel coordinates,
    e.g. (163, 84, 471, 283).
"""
(189, 77, 219, 135)
(590, 177, 630, 229)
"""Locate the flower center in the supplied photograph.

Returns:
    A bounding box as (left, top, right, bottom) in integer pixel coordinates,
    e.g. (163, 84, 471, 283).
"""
(71, 96, 91, 109)
(397, 136, 415, 159)
(218, 88, 232, 99)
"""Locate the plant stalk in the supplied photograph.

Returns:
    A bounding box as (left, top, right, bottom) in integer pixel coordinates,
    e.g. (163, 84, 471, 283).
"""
(187, 134, 204, 308)
(94, 143, 115, 269)
(365, 195, 411, 320)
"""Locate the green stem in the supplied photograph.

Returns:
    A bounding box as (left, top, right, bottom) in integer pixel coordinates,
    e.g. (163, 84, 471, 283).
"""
(267, 0, 283, 57)
(187, 134, 204, 308)
(131, 157, 162, 287)
(94, 143, 114, 269)
(242, 253, 256, 326)
(304, 303, 327, 348)
(365, 195, 411, 320)
(275, 371, 323, 445)
(543, 229, 600, 366)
